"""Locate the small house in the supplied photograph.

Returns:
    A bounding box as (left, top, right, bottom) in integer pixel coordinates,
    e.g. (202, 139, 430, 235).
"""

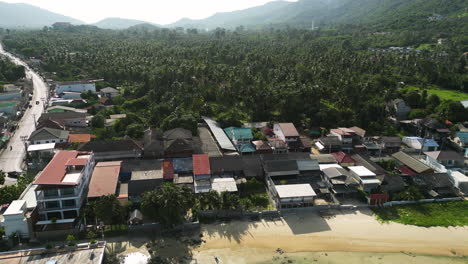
(392, 151, 433, 174)
(378, 137, 402, 153)
(424, 151, 465, 169)
(331, 152, 356, 167)
(99, 87, 120, 98)
(316, 136, 342, 153)
(193, 154, 211, 193)
(348, 166, 381, 192)
(271, 184, 316, 209)
(78, 139, 142, 161)
(28, 127, 69, 145)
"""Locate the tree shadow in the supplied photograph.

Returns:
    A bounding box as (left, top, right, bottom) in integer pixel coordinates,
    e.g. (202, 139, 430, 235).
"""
(201, 218, 259, 244)
(280, 209, 331, 235)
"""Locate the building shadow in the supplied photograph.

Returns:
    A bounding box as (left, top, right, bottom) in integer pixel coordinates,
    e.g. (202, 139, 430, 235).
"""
(280, 209, 331, 235)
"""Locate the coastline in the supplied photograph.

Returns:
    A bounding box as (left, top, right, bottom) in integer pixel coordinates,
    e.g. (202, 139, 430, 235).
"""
(192, 208, 468, 262)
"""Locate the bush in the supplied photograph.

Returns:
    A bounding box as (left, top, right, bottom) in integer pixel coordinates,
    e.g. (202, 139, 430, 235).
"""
(249, 193, 270, 209)
(66, 235, 76, 246)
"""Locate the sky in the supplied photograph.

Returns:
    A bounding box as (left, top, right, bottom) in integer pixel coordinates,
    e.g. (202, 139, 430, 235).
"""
(3, 0, 296, 25)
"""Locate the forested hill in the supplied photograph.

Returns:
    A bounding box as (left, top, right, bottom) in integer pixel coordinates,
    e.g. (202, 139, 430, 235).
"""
(0, 1, 84, 28)
(170, 0, 468, 30)
(93, 18, 158, 30)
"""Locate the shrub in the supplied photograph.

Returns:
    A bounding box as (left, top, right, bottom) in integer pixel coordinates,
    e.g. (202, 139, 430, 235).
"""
(66, 234, 76, 246)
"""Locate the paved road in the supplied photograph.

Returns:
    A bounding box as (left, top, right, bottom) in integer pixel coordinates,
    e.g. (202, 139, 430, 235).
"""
(0, 43, 48, 183)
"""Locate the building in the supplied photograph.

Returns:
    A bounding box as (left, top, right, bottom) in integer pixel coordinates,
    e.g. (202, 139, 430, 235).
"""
(210, 156, 243, 177)
(33, 151, 94, 226)
(411, 173, 457, 198)
(78, 139, 142, 161)
(331, 152, 356, 167)
(127, 160, 164, 200)
(271, 184, 316, 209)
(193, 154, 211, 193)
(378, 137, 402, 153)
(1, 200, 31, 238)
(211, 177, 238, 193)
(267, 137, 288, 153)
(224, 127, 253, 144)
(348, 166, 381, 192)
(202, 116, 236, 152)
(99, 87, 120, 98)
(322, 166, 357, 197)
(47, 105, 87, 113)
(452, 131, 468, 158)
(0, 101, 19, 116)
(424, 151, 465, 169)
(386, 99, 411, 120)
(403, 137, 439, 152)
(61, 91, 83, 99)
(38, 112, 87, 128)
(392, 151, 433, 174)
(252, 140, 273, 154)
(273, 123, 300, 150)
(330, 128, 356, 151)
(28, 127, 69, 145)
(379, 174, 406, 195)
(418, 117, 450, 143)
(241, 155, 264, 178)
(450, 171, 468, 194)
(87, 161, 122, 200)
(143, 129, 164, 158)
(163, 128, 194, 158)
(311, 154, 337, 164)
(56, 81, 96, 94)
(316, 136, 342, 153)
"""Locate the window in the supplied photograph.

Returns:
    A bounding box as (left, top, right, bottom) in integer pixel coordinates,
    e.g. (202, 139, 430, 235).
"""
(45, 141, 49, 143)
(45, 201, 60, 209)
(44, 189, 59, 197)
(62, 199, 76, 208)
(61, 188, 74, 196)
(52, 140, 56, 143)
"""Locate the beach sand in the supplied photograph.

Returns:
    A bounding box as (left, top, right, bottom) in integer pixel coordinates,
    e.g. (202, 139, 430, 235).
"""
(192, 208, 468, 263)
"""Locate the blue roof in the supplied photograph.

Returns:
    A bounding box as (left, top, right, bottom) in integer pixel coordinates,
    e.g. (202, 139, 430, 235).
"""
(173, 158, 193, 173)
(457, 131, 468, 143)
(238, 143, 256, 153)
(224, 127, 253, 141)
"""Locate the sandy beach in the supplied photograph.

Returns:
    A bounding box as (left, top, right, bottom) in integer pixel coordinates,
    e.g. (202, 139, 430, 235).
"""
(192, 208, 468, 263)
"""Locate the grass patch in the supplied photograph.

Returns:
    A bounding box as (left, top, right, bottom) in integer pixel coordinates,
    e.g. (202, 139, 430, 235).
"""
(403, 86, 468, 101)
(372, 201, 468, 227)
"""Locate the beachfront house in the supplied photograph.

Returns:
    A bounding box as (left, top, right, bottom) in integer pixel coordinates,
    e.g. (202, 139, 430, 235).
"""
(348, 166, 381, 192)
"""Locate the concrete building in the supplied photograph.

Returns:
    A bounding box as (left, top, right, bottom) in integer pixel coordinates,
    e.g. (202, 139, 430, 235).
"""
(272, 184, 316, 209)
(348, 166, 381, 192)
(1, 200, 31, 238)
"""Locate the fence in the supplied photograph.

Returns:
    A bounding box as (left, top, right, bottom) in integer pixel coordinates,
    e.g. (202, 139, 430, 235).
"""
(198, 209, 280, 220)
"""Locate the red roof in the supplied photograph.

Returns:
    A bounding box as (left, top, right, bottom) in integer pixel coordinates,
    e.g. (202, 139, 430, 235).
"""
(65, 158, 88, 166)
(192, 154, 210, 175)
(87, 161, 121, 198)
(331, 152, 355, 164)
(397, 165, 416, 175)
(68, 134, 94, 143)
(163, 160, 175, 179)
(34, 151, 83, 185)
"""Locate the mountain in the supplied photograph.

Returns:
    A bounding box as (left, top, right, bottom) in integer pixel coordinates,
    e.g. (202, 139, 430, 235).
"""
(169, 0, 467, 30)
(93, 18, 157, 29)
(0, 1, 84, 28)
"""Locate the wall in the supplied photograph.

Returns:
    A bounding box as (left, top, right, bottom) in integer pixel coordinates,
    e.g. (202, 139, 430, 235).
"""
(381, 197, 462, 207)
(273, 124, 286, 142)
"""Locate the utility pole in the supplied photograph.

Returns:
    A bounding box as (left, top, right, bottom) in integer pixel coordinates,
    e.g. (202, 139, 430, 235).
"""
(32, 114, 37, 129)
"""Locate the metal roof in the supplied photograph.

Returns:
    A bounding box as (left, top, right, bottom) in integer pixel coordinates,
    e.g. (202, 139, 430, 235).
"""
(348, 166, 376, 177)
(202, 116, 236, 151)
(27, 143, 55, 152)
(392, 151, 433, 174)
(275, 184, 316, 198)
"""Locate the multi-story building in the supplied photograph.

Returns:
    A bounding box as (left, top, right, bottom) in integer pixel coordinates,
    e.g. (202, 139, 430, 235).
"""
(33, 151, 94, 224)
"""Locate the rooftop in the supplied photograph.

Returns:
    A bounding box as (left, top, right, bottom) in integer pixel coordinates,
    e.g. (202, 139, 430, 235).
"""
(3, 200, 25, 216)
(348, 166, 376, 177)
(211, 177, 238, 193)
(311, 154, 337, 164)
(202, 116, 236, 151)
(392, 151, 433, 174)
(88, 161, 121, 198)
(296, 159, 320, 171)
(224, 127, 253, 141)
(78, 139, 142, 153)
(331, 152, 355, 164)
(424, 151, 465, 161)
(34, 151, 90, 186)
(275, 184, 316, 198)
(277, 123, 299, 137)
(172, 157, 193, 173)
(193, 154, 210, 175)
(27, 143, 55, 152)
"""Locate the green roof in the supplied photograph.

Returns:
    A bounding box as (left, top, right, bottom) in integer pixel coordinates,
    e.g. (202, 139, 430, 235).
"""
(1, 134, 10, 143)
(224, 127, 253, 141)
(238, 143, 256, 153)
(0, 101, 18, 108)
(48, 109, 65, 113)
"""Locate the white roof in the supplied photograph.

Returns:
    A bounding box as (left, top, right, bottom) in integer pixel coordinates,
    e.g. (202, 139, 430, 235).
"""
(211, 177, 238, 193)
(452, 171, 468, 183)
(361, 178, 382, 184)
(319, 164, 343, 171)
(461, 100, 468, 108)
(202, 116, 236, 151)
(348, 166, 376, 177)
(275, 184, 316, 198)
(3, 200, 25, 216)
(62, 172, 81, 183)
(315, 142, 324, 150)
(27, 143, 56, 152)
(18, 184, 38, 209)
(403, 137, 439, 149)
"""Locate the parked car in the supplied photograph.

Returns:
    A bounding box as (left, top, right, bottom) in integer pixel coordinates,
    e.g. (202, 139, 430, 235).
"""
(35, 100, 40, 105)
(7, 171, 21, 178)
(28, 104, 32, 108)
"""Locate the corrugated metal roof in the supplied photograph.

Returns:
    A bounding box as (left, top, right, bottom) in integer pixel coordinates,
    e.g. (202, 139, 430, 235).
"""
(34, 151, 84, 185)
(88, 161, 121, 198)
(202, 116, 236, 151)
(275, 184, 316, 198)
(193, 154, 210, 175)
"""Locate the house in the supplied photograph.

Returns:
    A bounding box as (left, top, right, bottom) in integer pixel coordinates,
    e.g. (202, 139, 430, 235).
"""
(211, 177, 238, 193)
(378, 137, 402, 153)
(351, 154, 386, 179)
(28, 127, 69, 145)
(386, 99, 411, 120)
(379, 174, 406, 195)
(330, 128, 356, 151)
(316, 136, 342, 153)
(164, 128, 194, 157)
(392, 151, 433, 174)
(193, 154, 211, 193)
(60, 91, 83, 99)
(252, 140, 273, 154)
(87, 161, 122, 200)
(68, 133, 94, 143)
(271, 184, 316, 209)
(411, 173, 457, 198)
(273, 123, 301, 151)
(452, 131, 468, 158)
(38, 112, 87, 128)
(331, 152, 356, 167)
(210, 156, 243, 177)
(143, 129, 164, 158)
(128, 160, 164, 200)
(224, 127, 253, 144)
(267, 137, 288, 153)
(33, 151, 94, 228)
(348, 166, 381, 192)
(264, 160, 299, 179)
(55, 81, 96, 94)
(0, 86, 22, 101)
(99, 87, 120, 98)
(403, 137, 439, 152)
(348, 126, 366, 142)
(78, 139, 142, 161)
(418, 117, 450, 143)
(322, 166, 357, 196)
(450, 171, 468, 194)
(1, 200, 32, 238)
(0, 101, 20, 116)
(424, 151, 465, 169)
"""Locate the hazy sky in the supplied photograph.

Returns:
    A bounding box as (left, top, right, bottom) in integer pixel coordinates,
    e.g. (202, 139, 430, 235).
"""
(4, 0, 296, 25)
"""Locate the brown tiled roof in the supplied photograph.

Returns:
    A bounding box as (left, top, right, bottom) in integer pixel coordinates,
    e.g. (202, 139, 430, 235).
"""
(349, 126, 366, 137)
(88, 161, 121, 198)
(68, 134, 93, 143)
(278, 123, 299, 137)
(34, 151, 82, 185)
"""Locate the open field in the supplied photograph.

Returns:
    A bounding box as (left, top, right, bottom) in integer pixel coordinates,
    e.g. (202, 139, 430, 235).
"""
(403, 86, 468, 101)
(373, 201, 468, 227)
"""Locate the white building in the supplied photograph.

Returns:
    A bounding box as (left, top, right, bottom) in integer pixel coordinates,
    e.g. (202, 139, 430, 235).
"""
(273, 123, 299, 143)
(403, 137, 439, 152)
(56, 81, 96, 94)
(1, 200, 31, 238)
(33, 151, 94, 225)
(450, 171, 468, 194)
(348, 166, 381, 192)
(273, 184, 316, 209)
